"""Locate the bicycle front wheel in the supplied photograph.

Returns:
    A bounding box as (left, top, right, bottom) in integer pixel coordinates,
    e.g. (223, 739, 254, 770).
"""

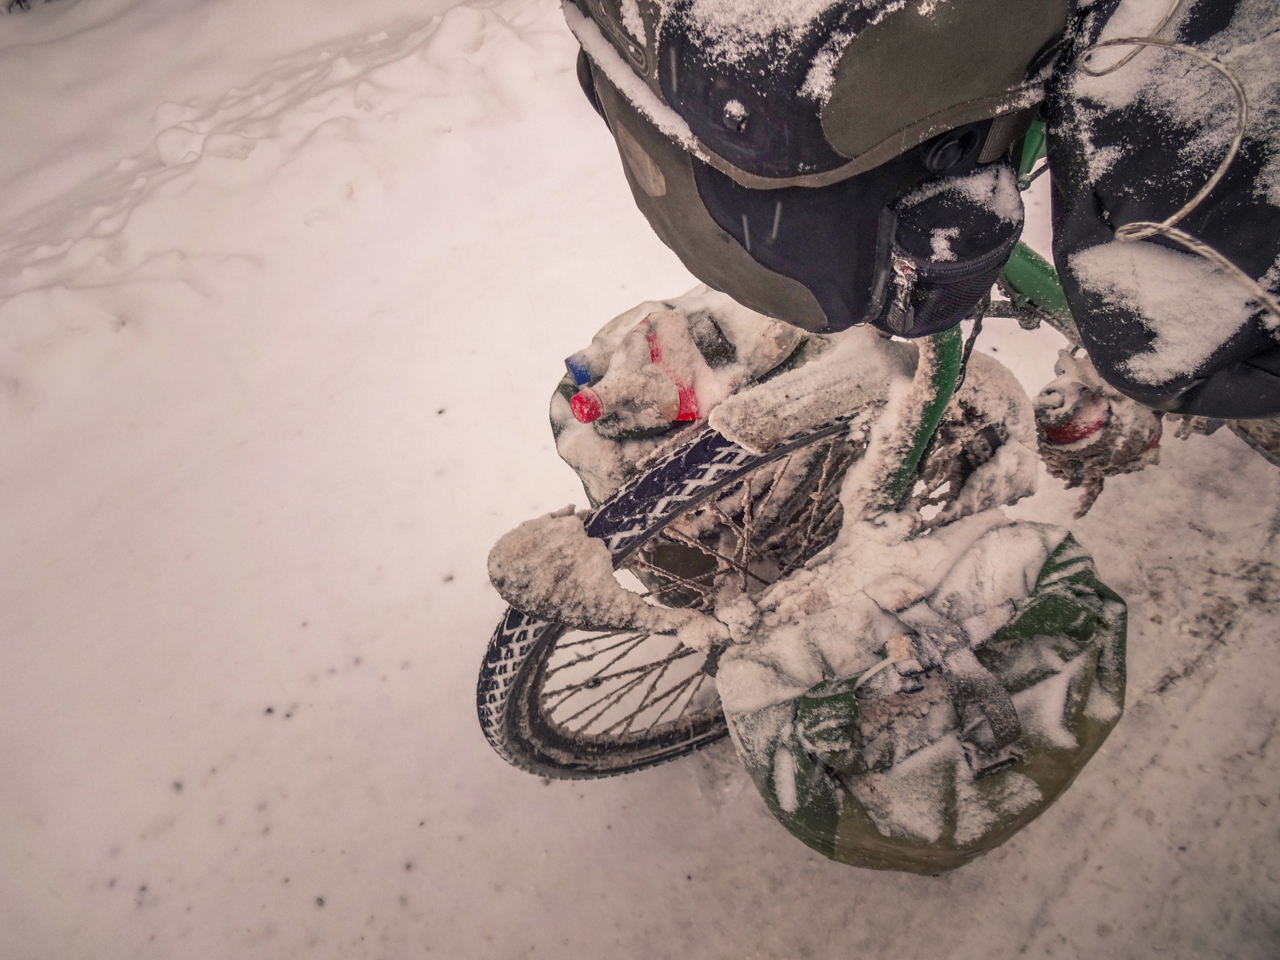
(477, 416, 868, 779)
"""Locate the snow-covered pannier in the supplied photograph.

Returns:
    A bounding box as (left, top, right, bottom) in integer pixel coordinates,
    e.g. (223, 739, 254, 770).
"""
(716, 513, 1126, 874)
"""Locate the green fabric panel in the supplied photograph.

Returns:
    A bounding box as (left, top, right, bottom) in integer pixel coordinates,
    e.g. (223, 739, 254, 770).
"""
(727, 527, 1127, 873)
(822, 0, 1068, 160)
(793, 677, 866, 772)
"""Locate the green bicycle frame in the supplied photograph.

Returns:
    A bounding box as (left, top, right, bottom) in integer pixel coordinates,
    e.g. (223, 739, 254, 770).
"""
(998, 118, 1079, 343)
(869, 119, 1074, 517)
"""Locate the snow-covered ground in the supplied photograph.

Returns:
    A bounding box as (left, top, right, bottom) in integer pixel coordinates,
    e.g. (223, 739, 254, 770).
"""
(2, 1, 1277, 957)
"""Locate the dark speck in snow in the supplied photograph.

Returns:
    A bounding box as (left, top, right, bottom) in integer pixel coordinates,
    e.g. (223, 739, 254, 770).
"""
(301, 620, 309, 628)
(316, 897, 325, 907)
(687, 875, 692, 881)
(108, 877, 117, 888)
(172, 781, 183, 793)
(443, 574, 454, 583)
(437, 408, 446, 415)
(265, 707, 274, 715)
(405, 862, 413, 871)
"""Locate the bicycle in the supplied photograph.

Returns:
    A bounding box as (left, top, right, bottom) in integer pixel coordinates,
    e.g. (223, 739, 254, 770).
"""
(476, 123, 1103, 781)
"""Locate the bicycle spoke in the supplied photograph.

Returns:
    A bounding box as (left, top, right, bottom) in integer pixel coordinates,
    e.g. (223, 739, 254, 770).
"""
(544, 644, 698, 706)
(714, 451, 821, 562)
(736, 479, 755, 592)
(606, 669, 702, 737)
(555, 668, 656, 731)
(643, 670, 709, 732)
(543, 630, 653, 678)
(751, 454, 789, 524)
(554, 628, 635, 651)
(797, 439, 842, 558)
(555, 648, 698, 732)
(541, 632, 656, 710)
(599, 661, 714, 738)
(625, 554, 716, 605)
(708, 493, 766, 567)
(660, 523, 773, 588)
(607, 659, 678, 737)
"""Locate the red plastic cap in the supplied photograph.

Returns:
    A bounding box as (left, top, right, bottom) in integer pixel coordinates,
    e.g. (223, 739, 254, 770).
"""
(570, 389, 604, 423)
(675, 387, 699, 421)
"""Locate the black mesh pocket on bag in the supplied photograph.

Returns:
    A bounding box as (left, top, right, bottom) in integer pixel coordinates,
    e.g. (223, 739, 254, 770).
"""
(873, 163, 1024, 338)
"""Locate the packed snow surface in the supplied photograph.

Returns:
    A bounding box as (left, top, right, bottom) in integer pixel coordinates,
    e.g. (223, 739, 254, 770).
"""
(2, 0, 1279, 958)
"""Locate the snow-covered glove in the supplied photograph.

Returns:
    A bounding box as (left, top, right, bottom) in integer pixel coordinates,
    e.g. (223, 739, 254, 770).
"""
(1035, 350, 1161, 517)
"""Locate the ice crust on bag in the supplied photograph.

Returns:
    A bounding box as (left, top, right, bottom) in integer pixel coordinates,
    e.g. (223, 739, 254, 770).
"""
(716, 510, 1030, 713)
(898, 164, 1024, 224)
(1073, 0, 1280, 184)
(1059, 0, 1280, 380)
(563, 1, 703, 152)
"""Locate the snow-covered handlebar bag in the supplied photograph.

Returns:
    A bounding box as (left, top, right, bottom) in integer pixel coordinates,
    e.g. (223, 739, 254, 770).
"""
(715, 512, 1126, 874)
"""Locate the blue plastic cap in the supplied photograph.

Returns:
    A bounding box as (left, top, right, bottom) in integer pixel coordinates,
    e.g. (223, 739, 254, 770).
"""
(565, 352, 592, 386)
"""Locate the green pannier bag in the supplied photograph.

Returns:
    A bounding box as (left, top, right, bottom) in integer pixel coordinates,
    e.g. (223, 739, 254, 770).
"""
(716, 512, 1126, 874)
